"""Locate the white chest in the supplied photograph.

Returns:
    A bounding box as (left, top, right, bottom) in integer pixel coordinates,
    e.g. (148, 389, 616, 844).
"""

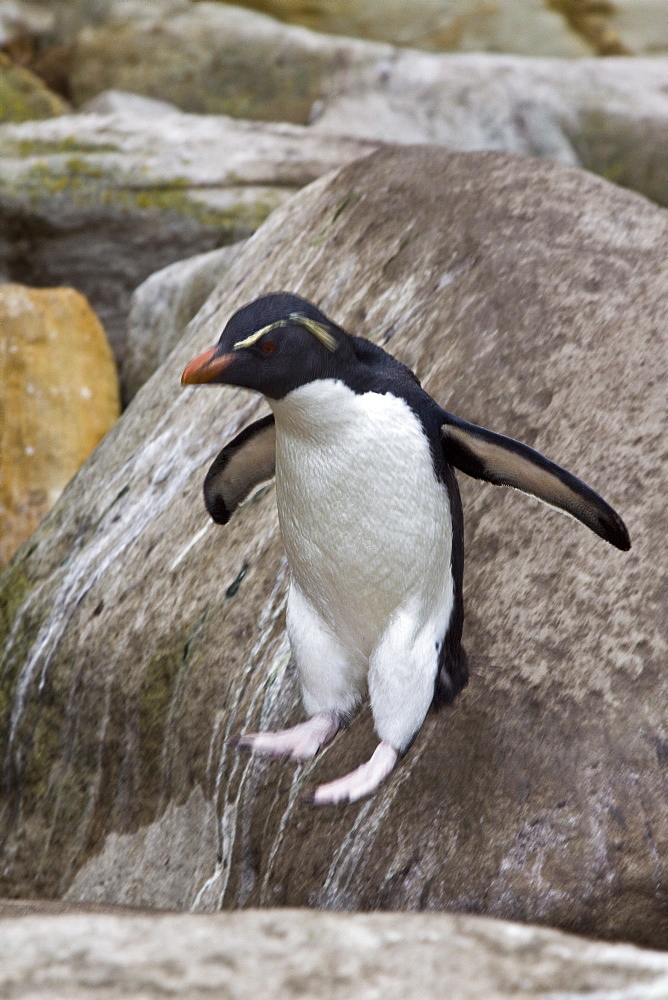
(269, 380, 453, 652)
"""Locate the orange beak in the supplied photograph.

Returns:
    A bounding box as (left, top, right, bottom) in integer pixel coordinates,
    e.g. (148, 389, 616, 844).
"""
(181, 346, 235, 385)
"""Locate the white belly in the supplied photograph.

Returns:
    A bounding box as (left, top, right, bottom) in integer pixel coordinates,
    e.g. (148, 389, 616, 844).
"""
(270, 380, 453, 658)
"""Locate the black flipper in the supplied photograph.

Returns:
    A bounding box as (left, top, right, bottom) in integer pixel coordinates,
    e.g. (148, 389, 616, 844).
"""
(439, 410, 630, 551)
(204, 414, 276, 524)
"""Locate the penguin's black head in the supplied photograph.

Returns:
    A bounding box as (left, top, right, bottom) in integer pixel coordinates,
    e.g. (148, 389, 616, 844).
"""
(181, 293, 352, 399)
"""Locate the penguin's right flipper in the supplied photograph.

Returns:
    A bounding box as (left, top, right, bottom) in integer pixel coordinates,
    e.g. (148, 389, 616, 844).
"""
(439, 411, 630, 551)
(204, 414, 276, 524)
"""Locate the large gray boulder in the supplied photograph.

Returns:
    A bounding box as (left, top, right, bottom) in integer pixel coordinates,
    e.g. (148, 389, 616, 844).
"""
(0, 109, 377, 365)
(310, 52, 668, 209)
(18, 0, 668, 56)
(0, 146, 666, 946)
(67, 4, 668, 206)
(218, 0, 668, 56)
(2, 905, 668, 998)
(70, 1, 383, 122)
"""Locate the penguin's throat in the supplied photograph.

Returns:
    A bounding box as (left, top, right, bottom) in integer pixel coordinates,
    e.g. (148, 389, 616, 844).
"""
(268, 379, 356, 441)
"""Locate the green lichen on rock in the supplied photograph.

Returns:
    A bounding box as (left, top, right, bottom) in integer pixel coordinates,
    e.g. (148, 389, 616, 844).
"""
(1, 156, 282, 236)
(70, 18, 330, 124)
(136, 641, 186, 819)
(0, 54, 70, 123)
(9, 137, 122, 157)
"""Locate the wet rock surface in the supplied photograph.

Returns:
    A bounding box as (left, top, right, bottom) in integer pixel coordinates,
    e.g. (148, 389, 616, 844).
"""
(0, 109, 377, 365)
(2, 905, 668, 999)
(0, 147, 665, 946)
(0, 283, 119, 568)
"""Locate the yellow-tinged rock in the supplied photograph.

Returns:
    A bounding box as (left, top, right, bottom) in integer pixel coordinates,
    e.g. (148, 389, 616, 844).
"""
(0, 284, 120, 567)
(0, 52, 70, 123)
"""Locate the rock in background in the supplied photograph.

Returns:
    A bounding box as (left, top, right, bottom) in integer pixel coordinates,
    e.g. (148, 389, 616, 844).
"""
(1, 147, 666, 947)
(70, 1, 383, 122)
(14, 0, 668, 57)
(0, 110, 378, 371)
(0, 283, 119, 567)
(1, 3, 665, 400)
(230, 0, 668, 54)
(0, 50, 69, 121)
(123, 242, 246, 403)
(2, 906, 668, 999)
(65, 4, 668, 206)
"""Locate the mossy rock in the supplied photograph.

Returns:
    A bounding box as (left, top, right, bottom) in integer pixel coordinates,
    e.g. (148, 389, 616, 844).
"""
(0, 53, 70, 123)
(0, 109, 374, 374)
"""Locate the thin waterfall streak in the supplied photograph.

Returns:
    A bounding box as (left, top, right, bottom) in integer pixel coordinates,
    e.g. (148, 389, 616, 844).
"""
(5, 422, 235, 756)
(317, 740, 428, 906)
(259, 763, 307, 905)
(4, 388, 262, 760)
(194, 575, 290, 910)
(212, 639, 291, 910)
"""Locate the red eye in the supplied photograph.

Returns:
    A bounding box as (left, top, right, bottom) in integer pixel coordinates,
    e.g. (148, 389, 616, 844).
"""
(261, 340, 276, 355)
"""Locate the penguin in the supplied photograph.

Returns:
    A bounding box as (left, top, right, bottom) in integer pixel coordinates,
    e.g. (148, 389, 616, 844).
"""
(181, 292, 630, 806)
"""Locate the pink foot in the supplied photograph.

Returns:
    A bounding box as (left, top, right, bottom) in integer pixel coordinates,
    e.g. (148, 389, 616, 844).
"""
(312, 741, 399, 805)
(234, 712, 339, 761)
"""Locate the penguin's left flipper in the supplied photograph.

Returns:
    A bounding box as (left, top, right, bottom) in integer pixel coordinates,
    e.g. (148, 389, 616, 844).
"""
(204, 414, 276, 524)
(439, 411, 630, 551)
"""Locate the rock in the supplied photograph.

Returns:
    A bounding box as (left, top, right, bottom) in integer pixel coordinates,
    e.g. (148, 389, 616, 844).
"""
(70, 1, 383, 123)
(123, 242, 247, 404)
(0, 1, 55, 49)
(229, 0, 591, 55)
(79, 89, 180, 116)
(0, 50, 69, 121)
(557, 0, 668, 55)
(19, 0, 668, 58)
(22, 0, 116, 46)
(0, 109, 378, 369)
(2, 907, 668, 999)
(66, 3, 668, 206)
(0, 283, 119, 568)
(0, 147, 666, 946)
(222, 0, 668, 55)
(309, 53, 668, 209)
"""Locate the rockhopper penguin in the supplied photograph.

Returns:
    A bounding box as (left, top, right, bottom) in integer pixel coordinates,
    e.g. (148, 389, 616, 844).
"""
(182, 293, 630, 805)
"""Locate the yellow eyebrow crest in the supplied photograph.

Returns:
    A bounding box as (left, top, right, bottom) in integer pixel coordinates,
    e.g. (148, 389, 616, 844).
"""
(233, 319, 287, 350)
(291, 315, 338, 352)
(233, 313, 338, 352)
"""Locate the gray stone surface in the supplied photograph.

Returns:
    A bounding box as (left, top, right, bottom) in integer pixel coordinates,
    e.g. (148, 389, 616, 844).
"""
(66, 3, 668, 206)
(70, 1, 382, 123)
(2, 906, 668, 999)
(0, 147, 666, 946)
(224, 0, 593, 55)
(217, 0, 668, 55)
(310, 52, 668, 208)
(79, 88, 180, 116)
(0, 109, 377, 364)
(123, 242, 247, 403)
